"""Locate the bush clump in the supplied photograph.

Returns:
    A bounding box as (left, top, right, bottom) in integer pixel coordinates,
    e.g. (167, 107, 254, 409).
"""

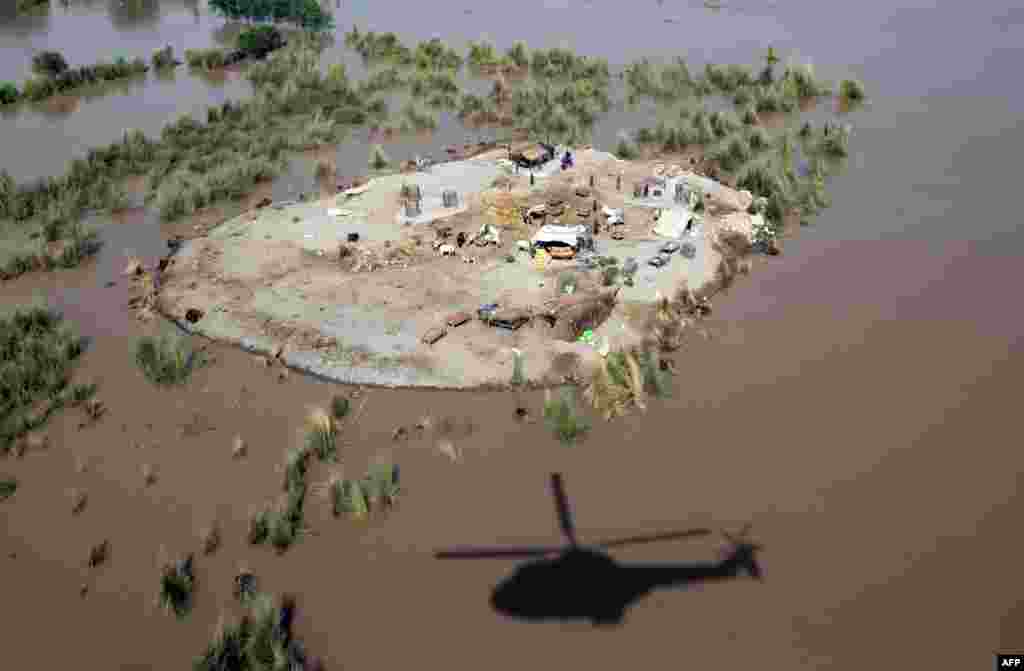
(839, 78, 866, 103)
(151, 45, 177, 70)
(32, 51, 69, 78)
(134, 334, 202, 385)
(0, 308, 88, 454)
(194, 593, 315, 671)
(158, 554, 195, 619)
(330, 462, 401, 519)
(0, 82, 19, 105)
(368, 144, 390, 170)
(543, 387, 589, 445)
(237, 25, 285, 58)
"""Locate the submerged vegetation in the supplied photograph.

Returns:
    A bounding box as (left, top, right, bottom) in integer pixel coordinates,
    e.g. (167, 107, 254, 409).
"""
(330, 462, 401, 520)
(544, 388, 589, 445)
(0, 477, 17, 502)
(135, 334, 204, 385)
(584, 348, 670, 421)
(0, 49, 149, 107)
(250, 405, 353, 552)
(0, 308, 91, 454)
(194, 592, 316, 671)
(158, 554, 196, 619)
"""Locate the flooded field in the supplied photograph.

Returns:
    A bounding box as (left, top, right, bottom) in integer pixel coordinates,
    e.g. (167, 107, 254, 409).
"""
(1, 1, 1022, 670)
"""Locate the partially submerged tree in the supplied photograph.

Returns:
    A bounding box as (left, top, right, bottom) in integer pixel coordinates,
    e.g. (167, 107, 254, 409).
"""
(32, 50, 69, 78)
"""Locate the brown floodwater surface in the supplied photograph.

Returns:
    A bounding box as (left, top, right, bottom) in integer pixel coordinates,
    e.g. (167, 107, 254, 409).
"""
(2, 0, 1023, 669)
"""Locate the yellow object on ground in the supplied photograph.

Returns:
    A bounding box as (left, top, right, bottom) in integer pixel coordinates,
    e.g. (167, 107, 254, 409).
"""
(534, 248, 551, 270)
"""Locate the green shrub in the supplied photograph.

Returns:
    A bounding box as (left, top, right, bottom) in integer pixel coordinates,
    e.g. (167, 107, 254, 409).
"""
(237, 25, 285, 58)
(0, 82, 18, 105)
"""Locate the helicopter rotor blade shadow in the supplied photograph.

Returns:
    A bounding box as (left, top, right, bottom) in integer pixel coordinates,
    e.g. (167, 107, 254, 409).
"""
(435, 547, 562, 560)
(551, 474, 577, 545)
(592, 528, 713, 550)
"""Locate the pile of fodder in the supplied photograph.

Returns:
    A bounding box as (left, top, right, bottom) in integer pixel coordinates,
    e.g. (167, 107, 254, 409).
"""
(0, 307, 96, 454)
(194, 593, 320, 671)
(582, 346, 671, 421)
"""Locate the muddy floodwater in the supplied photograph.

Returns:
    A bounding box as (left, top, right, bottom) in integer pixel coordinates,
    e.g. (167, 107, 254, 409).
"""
(1, 1, 1023, 670)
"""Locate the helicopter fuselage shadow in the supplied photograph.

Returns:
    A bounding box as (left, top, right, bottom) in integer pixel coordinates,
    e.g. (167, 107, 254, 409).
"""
(489, 547, 759, 626)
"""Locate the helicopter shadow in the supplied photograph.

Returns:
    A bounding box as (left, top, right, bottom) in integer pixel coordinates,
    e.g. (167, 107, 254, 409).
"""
(436, 474, 763, 627)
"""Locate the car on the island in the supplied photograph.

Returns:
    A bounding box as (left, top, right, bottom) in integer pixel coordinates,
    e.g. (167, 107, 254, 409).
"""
(660, 241, 681, 254)
(648, 255, 668, 268)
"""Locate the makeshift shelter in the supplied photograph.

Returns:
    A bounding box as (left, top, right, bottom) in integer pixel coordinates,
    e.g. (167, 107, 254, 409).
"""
(652, 208, 693, 239)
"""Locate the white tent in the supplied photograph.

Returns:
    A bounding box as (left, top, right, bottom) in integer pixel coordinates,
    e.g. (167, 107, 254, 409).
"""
(652, 208, 693, 239)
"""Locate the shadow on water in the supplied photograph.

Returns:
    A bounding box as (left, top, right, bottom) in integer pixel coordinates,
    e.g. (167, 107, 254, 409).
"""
(436, 474, 763, 626)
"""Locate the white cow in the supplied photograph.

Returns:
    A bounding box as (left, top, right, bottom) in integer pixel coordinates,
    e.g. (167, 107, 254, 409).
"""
(439, 244, 456, 256)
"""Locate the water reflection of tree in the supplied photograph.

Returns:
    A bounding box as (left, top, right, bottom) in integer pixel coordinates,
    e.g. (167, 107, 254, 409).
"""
(107, 0, 162, 30)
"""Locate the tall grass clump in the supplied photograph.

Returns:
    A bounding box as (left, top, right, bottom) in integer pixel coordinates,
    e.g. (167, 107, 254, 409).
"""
(510, 348, 525, 386)
(184, 48, 227, 70)
(368, 144, 390, 170)
(194, 593, 314, 671)
(158, 554, 195, 619)
(781, 62, 831, 99)
(543, 387, 589, 446)
(303, 408, 337, 461)
(0, 307, 87, 454)
(135, 334, 202, 386)
(614, 135, 638, 160)
(151, 45, 177, 70)
(330, 462, 400, 520)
